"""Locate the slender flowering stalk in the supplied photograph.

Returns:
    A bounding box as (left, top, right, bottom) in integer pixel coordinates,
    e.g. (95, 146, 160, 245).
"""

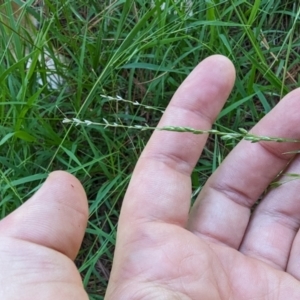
(271, 173, 300, 187)
(62, 117, 300, 143)
(100, 95, 165, 113)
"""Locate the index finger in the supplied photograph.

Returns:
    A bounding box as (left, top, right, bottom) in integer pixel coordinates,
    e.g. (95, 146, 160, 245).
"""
(119, 55, 236, 227)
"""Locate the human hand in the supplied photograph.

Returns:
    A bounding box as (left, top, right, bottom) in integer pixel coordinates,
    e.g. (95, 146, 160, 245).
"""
(2, 55, 300, 300)
(0, 171, 89, 299)
(105, 55, 300, 299)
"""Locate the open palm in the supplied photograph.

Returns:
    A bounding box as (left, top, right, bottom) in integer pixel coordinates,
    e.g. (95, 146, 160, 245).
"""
(105, 56, 300, 299)
(1, 56, 300, 299)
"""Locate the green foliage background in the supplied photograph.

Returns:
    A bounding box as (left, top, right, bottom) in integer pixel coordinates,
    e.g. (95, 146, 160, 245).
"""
(0, 0, 299, 298)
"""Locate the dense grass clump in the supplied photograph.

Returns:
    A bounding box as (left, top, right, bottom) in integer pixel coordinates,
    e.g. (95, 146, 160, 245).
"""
(0, 0, 300, 298)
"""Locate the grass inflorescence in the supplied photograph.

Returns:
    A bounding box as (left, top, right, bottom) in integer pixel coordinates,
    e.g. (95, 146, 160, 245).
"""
(63, 115, 300, 143)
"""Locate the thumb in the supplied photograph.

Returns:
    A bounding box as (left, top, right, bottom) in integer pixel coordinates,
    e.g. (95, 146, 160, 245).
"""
(0, 171, 88, 260)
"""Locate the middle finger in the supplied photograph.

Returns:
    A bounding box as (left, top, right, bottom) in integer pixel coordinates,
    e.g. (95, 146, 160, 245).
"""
(188, 89, 300, 251)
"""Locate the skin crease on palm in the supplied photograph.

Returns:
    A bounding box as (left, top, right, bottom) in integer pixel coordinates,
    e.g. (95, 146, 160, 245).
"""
(2, 56, 300, 299)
